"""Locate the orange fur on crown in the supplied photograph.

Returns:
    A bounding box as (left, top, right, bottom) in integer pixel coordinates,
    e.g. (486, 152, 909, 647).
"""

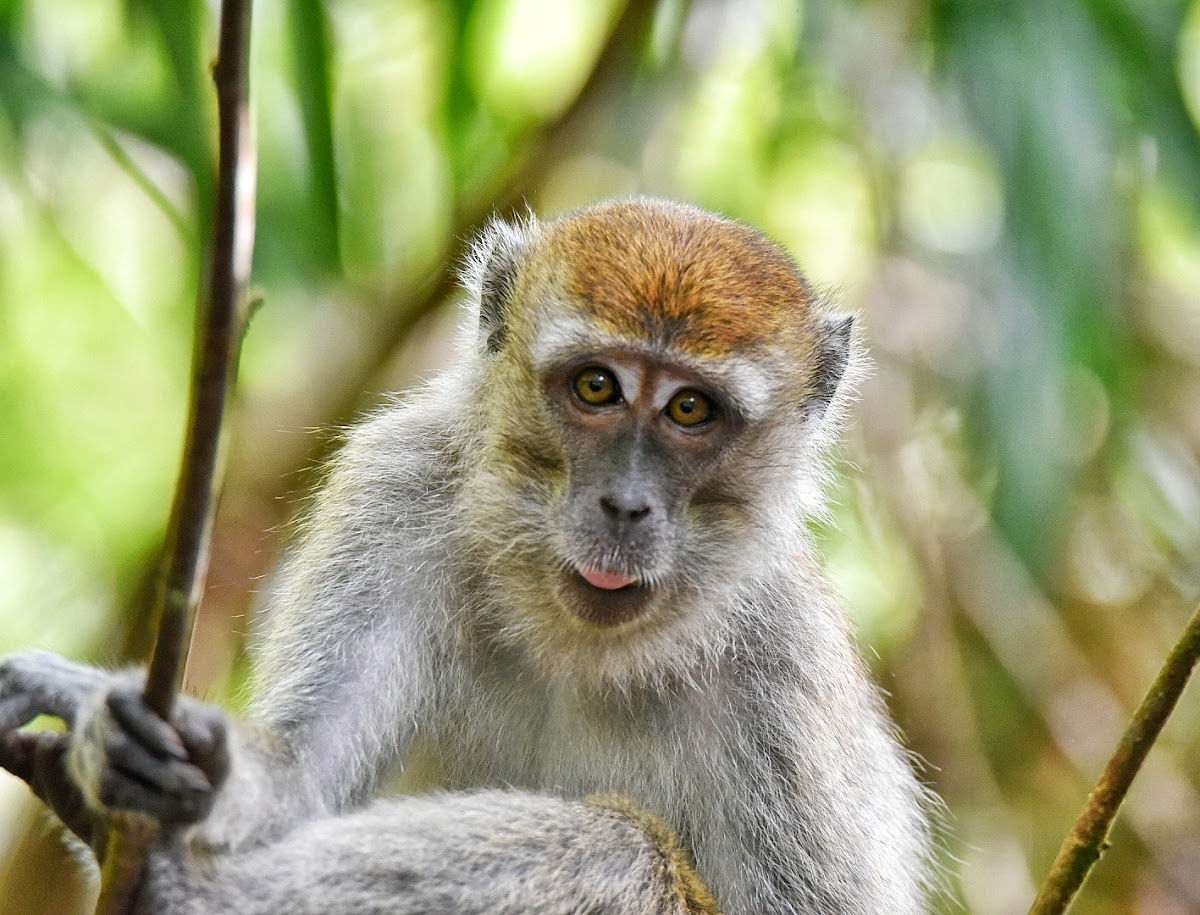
(534, 198, 818, 359)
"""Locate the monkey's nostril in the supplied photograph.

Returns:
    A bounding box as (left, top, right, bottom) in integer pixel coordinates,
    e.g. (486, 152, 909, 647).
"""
(600, 496, 651, 524)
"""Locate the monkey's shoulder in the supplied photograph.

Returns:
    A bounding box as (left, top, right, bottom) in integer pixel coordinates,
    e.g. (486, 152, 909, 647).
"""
(328, 377, 477, 500)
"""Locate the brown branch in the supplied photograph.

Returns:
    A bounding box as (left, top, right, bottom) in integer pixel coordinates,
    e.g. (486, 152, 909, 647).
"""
(93, 0, 256, 911)
(1027, 601, 1200, 914)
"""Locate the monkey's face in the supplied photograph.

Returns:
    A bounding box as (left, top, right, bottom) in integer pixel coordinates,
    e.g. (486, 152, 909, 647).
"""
(462, 321, 791, 686)
(539, 346, 743, 629)
(461, 198, 853, 683)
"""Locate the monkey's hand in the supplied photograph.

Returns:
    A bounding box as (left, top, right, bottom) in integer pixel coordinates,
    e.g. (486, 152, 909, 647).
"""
(0, 651, 230, 854)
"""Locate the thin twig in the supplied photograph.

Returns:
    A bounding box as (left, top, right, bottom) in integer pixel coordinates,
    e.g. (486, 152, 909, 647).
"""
(93, 0, 256, 911)
(1027, 601, 1200, 914)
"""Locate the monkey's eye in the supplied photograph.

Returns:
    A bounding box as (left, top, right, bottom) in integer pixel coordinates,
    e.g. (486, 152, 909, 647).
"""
(573, 367, 622, 406)
(666, 389, 715, 427)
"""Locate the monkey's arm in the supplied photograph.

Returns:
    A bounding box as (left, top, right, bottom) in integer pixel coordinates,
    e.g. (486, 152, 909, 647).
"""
(0, 396, 461, 851)
(180, 398, 464, 849)
(216, 398, 458, 826)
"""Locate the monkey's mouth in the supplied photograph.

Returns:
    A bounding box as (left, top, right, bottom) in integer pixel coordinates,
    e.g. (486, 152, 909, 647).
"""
(562, 566, 654, 627)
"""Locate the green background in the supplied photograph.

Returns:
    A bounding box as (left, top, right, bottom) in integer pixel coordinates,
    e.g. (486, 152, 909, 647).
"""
(1, 1, 1199, 911)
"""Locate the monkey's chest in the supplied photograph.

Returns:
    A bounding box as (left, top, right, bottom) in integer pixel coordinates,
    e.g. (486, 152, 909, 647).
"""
(431, 680, 680, 805)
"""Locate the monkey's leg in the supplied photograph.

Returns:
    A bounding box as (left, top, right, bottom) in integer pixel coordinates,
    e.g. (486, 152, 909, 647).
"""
(0, 651, 114, 845)
(141, 790, 719, 915)
(0, 650, 107, 733)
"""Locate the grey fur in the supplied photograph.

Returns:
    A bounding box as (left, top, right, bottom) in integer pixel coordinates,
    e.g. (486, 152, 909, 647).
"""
(139, 792, 695, 915)
(1, 200, 932, 914)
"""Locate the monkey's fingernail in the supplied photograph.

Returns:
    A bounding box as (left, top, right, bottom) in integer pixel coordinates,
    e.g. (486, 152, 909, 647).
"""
(173, 764, 212, 794)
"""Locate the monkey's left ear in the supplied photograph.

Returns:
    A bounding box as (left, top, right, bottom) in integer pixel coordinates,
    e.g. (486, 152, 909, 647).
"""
(470, 215, 536, 354)
(809, 314, 855, 417)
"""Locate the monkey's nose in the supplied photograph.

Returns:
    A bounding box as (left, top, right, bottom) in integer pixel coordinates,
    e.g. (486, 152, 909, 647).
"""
(599, 493, 652, 524)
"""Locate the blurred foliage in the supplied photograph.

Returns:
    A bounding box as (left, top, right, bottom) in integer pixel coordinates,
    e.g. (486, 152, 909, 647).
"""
(1, 0, 1200, 912)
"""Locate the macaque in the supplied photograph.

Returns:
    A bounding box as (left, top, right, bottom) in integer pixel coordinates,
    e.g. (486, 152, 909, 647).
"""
(0, 198, 932, 915)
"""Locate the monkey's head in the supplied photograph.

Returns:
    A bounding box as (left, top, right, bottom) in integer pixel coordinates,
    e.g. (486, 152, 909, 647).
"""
(459, 198, 857, 684)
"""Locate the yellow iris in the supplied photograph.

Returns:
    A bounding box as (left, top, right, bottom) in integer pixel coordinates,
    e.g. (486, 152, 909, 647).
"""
(667, 389, 713, 427)
(573, 367, 620, 405)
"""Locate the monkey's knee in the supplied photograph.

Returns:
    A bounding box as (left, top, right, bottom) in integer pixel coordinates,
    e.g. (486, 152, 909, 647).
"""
(586, 794, 722, 915)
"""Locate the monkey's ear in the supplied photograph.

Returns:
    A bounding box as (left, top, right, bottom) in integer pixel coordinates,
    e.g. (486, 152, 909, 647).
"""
(809, 314, 855, 416)
(467, 214, 537, 354)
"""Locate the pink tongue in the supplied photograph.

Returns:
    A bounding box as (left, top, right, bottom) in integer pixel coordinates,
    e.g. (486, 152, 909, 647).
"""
(581, 569, 638, 590)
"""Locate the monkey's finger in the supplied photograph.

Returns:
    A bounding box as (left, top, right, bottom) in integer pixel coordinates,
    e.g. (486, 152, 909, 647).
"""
(174, 706, 230, 787)
(107, 686, 188, 761)
(105, 725, 212, 800)
(96, 765, 215, 825)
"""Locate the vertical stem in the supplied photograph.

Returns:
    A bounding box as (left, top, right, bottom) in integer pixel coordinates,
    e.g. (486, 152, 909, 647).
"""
(93, 0, 256, 911)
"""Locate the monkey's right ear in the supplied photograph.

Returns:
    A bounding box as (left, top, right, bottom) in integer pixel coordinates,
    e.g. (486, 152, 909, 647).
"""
(467, 215, 537, 354)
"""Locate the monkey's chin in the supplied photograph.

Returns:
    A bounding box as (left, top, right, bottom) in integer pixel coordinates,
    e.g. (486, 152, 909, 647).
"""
(561, 570, 655, 628)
